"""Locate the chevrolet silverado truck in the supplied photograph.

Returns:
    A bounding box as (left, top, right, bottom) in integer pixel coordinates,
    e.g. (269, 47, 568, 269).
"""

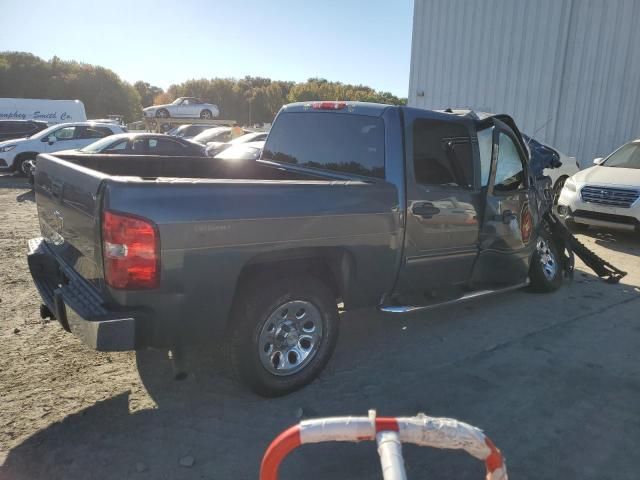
(27, 101, 565, 396)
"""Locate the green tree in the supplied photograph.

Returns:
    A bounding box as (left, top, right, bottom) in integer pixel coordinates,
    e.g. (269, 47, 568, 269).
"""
(134, 81, 163, 107)
(0, 52, 142, 122)
(0, 51, 406, 125)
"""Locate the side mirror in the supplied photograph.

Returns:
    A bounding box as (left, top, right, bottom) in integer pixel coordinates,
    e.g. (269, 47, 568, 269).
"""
(593, 157, 604, 165)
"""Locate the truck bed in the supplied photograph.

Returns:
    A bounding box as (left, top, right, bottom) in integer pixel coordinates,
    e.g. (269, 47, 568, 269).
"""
(53, 153, 323, 181)
(33, 152, 403, 348)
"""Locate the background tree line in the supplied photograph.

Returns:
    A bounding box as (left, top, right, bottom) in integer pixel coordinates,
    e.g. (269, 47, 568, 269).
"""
(1, 52, 407, 125)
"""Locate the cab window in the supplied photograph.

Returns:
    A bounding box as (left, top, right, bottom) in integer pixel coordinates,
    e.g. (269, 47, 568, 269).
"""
(263, 112, 385, 178)
(412, 119, 473, 188)
(494, 133, 525, 191)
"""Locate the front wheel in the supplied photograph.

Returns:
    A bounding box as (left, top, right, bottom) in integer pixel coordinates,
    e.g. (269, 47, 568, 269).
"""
(230, 274, 339, 396)
(529, 230, 563, 292)
(156, 109, 170, 118)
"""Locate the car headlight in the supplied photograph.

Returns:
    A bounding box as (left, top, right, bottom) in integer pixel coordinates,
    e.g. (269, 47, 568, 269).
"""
(0, 144, 16, 152)
(564, 177, 577, 192)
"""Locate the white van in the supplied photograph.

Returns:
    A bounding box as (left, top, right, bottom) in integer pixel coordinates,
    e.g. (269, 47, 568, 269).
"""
(0, 98, 87, 124)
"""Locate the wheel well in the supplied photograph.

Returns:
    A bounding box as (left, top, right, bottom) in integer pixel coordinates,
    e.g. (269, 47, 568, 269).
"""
(13, 152, 38, 170)
(233, 248, 354, 307)
(553, 175, 569, 190)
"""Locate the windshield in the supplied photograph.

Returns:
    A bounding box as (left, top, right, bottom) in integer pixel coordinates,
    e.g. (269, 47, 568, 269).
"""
(30, 124, 61, 139)
(79, 136, 121, 153)
(603, 142, 640, 169)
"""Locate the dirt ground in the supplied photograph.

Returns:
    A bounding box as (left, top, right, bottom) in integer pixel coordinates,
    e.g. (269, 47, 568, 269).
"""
(1, 174, 639, 480)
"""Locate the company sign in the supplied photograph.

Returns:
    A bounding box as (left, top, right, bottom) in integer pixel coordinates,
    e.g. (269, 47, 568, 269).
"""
(0, 110, 75, 121)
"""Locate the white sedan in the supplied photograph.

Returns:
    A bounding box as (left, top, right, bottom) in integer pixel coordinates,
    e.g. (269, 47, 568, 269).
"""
(143, 97, 220, 119)
(556, 138, 640, 232)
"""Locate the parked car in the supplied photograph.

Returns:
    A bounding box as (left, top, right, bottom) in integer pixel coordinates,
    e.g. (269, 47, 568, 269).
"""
(27, 101, 566, 397)
(213, 141, 265, 160)
(143, 97, 220, 119)
(166, 124, 214, 139)
(556, 138, 640, 232)
(55, 133, 207, 157)
(192, 126, 245, 145)
(205, 131, 269, 156)
(0, 121, 125, 174)
(0, 119, 49, 142)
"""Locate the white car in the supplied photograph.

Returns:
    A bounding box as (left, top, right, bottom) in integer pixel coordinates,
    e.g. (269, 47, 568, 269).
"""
(205, 131, 269, 156)
(0, 122, 126, 174)
(556, 138, 640, 232)
(142, 97, 220, 120)
(213, 141, 265, 161)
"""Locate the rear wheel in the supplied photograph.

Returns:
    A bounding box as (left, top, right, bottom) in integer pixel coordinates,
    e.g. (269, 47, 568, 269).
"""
(230, 274, 339, 396)
(529, 229, 563, 292)
(200, 109, 213, 119)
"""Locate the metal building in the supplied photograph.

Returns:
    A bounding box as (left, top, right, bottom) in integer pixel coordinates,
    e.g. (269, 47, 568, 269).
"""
(408, 0, 640, 167)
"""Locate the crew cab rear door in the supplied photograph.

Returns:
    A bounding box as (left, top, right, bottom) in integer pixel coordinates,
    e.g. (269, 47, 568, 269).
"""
(472, 119, 538, 286)
(394, 109, 483, 294)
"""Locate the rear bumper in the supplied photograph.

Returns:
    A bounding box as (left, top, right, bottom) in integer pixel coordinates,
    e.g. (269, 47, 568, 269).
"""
(27, 237, 136, 351)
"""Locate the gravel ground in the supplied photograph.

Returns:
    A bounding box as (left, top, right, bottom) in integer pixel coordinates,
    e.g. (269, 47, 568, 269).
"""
(1, 175, 639, 480)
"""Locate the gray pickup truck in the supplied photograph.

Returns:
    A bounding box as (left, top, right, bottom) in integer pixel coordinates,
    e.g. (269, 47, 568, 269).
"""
(28, 101, 565, 396)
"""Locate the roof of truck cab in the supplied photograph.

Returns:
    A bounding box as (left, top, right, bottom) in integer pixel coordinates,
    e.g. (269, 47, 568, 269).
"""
(280, 102, 504, 122)
(281, 101, 397, 117)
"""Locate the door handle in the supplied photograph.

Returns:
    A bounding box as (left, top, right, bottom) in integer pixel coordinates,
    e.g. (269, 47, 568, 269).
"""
(412, 202, 441, 218)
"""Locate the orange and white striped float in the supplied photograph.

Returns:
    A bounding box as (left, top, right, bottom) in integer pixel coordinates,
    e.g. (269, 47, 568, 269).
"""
(261, 411, 507, 480)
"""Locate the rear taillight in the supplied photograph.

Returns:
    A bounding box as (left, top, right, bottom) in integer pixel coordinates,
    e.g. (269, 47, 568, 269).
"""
(102, 210, 159, 290)
(311, 101, 347, 110)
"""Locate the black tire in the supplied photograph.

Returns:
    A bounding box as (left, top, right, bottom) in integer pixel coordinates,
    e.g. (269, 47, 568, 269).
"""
(156, 109, 170, 118)
(230, 273, 339, 397)
(552, 175, 568, 205)
(13, 154, 33, 177)
(200, 109, 213, 119)
(529, 228, 563, 293)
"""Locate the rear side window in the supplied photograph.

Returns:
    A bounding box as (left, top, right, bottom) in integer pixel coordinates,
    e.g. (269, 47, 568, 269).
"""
(263, 112, 385, 178)
(412, 119, 473, 188)
(77, 126, 113, 139)
(149, 138, 186, 155)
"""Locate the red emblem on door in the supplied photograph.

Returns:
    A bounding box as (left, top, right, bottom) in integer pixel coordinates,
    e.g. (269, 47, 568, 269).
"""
(520, 203, 533, 244)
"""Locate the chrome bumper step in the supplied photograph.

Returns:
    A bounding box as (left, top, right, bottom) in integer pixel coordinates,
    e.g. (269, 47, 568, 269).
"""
(378, 281, 529, 314)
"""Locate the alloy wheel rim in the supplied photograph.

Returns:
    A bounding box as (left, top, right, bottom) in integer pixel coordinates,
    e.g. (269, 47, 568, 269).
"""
(536, 237, 557, 281)
(258, 300, 323, 376)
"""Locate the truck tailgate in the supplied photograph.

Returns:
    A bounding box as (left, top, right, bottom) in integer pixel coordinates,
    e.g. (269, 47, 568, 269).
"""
(34, 154, 107, 287)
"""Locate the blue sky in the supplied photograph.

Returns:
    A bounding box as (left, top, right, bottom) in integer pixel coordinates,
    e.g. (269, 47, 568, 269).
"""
(0, 0, 414, 97)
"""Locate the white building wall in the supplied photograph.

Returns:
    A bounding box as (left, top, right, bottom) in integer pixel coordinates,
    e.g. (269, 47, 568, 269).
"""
(408, 0, 640, 166)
